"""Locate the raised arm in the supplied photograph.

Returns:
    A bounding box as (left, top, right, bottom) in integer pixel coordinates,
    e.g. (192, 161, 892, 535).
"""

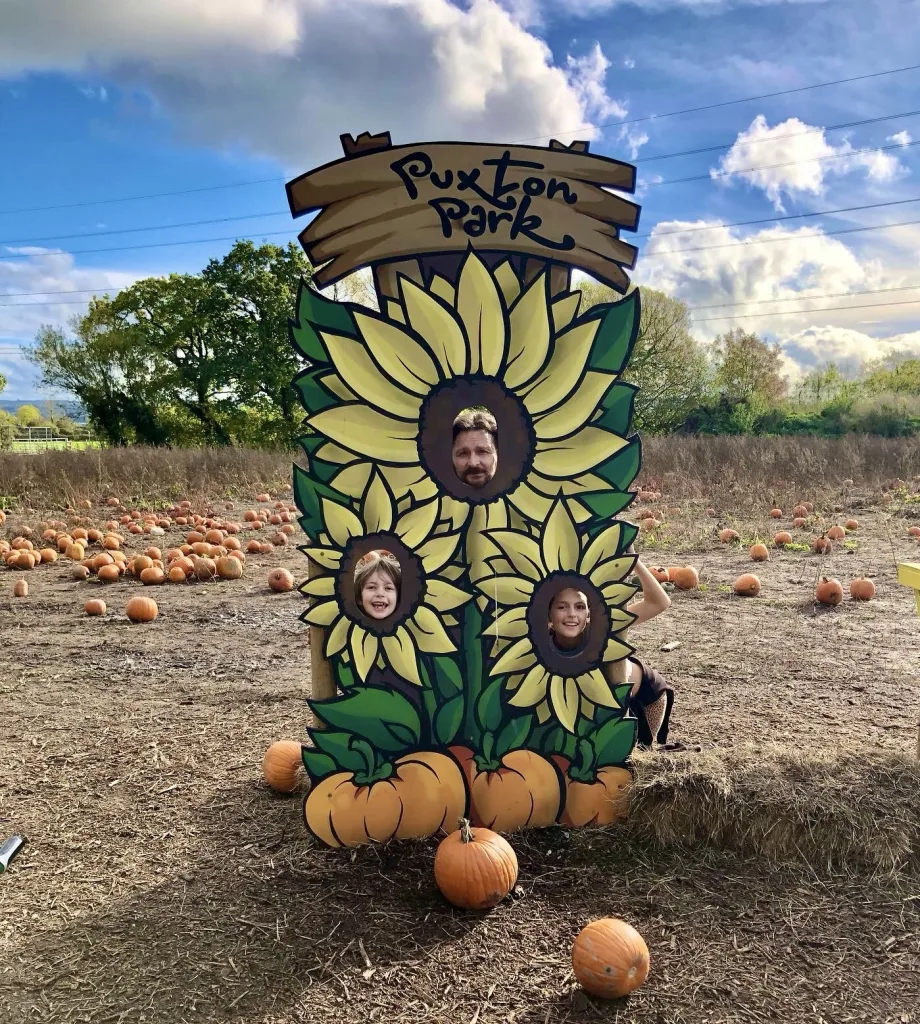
(625, 543, 671, 627)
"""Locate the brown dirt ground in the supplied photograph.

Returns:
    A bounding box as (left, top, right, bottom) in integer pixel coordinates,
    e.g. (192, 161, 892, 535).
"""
(1, 493, 919, 1024)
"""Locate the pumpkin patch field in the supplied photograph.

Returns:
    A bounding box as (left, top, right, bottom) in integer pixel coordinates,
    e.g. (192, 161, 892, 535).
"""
(1, 440, 919, 1024)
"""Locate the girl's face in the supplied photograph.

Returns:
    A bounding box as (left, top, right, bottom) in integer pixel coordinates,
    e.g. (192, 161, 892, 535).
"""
(361, 569, 398, 620)
(549, 588, 589, 646)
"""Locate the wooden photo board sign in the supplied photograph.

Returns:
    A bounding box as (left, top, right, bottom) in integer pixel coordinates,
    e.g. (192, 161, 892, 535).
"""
(287, 131, 641, 294)
(285, 131, 645, 849)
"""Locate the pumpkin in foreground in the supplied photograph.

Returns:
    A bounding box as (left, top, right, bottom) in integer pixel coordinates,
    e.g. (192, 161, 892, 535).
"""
(572, 917, 650, 999)
(263, 740, 305, 793)
(434, 818, 518, 910)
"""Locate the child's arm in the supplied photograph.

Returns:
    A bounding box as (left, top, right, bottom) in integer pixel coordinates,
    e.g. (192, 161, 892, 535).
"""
(625, 543, 671, 626)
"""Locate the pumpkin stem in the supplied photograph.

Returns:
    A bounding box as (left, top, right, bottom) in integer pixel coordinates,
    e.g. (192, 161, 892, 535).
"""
(458, 817, 474, 843)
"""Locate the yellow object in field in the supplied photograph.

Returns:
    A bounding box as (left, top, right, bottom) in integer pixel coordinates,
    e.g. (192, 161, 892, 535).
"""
(897, 562, 920, 616)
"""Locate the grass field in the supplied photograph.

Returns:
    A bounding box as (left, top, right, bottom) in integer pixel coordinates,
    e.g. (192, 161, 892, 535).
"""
(1, 441, 919, 1023)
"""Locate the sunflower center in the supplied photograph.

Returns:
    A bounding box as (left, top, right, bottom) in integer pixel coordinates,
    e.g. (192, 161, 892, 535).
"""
(527, 571, 612, 677)
(418, 377, 535, 505)
(336, 533, 425, 636)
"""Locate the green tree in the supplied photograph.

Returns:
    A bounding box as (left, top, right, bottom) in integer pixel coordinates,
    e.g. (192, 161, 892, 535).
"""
(712, 327, 787, 403)
(862, 356, 920, 395)
(15, 404, 44, 427)
(794, 362, 850, 405)
(579, 279, 711, 433)
(0, 370, 6, 396)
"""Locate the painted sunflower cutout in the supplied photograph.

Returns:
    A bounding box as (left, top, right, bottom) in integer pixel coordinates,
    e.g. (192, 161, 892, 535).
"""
(476, 497, 638, 733)
(299, 469, 473, 686)
(291, 251, 641, 580)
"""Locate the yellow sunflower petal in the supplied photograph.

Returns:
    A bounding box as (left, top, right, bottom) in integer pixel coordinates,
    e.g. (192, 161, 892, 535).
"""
(534, 426, 628, 478)
(330, 463, 372, 499)
(494, 260, 522, 307)
(534, 371, 615, 441)
(576, 669, 619, 708)
(505, 272, 550, 391)
(604, 636, 633, 663)
(551, 292, 581, 333)
(581, 523, 625, 575)
(580, 696, 597, 721)
(321, 498, 363, 548)
(475, 575, 534, 605)
(601, 582, 638, 606)
(425, 577, 473, 613)
(456, 252, 505, 376)
(383, 627, 423, 685)
(440, 497, 470, 532)
(325, 614, 351, 658)
(485, 530, 544, 581)
(528, 470, 610, 497)
(315, 441, 358, 466)
(489, 604, 530, 639)
(467, 502, 508, 582)
(589, 556, 634, 589)
(350, 625, 379, 682)
(362, 472, 394, 534)
(395, 497, 439, 550)
(302, 548, 342, 571)
(536, 699, 552, 724)
(542, 499, 580, 573)
(550, 676, 580, 733)
(407, 605, 456, 654)
(304, 600, 339, 627)
(385, 298, 405, 323)
(520, 319, 600, 416)
(308, 405, 419, 463)
(401, 278, 467, 376)
(352, 311, 439, 395)
(505, 481, 552, 523)
(417, 533, 461, 573)
(491, 636, 538, 676)
(320, 332, 421, 420)
(318, 371, 358, 403)
(301, 575, 336, 598)
(429, 274, 455, 306)
(508, 664, 550, 707)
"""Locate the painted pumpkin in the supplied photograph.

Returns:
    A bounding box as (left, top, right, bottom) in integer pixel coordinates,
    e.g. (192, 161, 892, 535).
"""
(560, 766, 632, 828)
(573, 918, 650, 999)
(304, 751, 468, 849)
(262, 740, 304, 793)
(452, 747, 564, 832)
(434, 818, 518, 910)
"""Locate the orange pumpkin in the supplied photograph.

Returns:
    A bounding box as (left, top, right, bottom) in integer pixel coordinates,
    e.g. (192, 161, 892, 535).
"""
(812, 535, 832, 554)
(749, 543, 769, 562)
(718, 528, 740, 543)
(216, 555, 243, 580)
(262, 740, 304, 793)
(97, 564, 121, 583)
(827, 525, 846, 540)
(303, 751, 468, 848)
(774, 531, 793, 546)
(452, 747, 563, 832)
(72, 564, 90, 581)
(140, 566, 165, 585)
(13, 580, 28, 598)
(194, 558, 217, 581)
(793, 517, 807, 529)
(733, 573, 761, 597)
(849, 577, 876, 601)
(769, 508, 782, 518)
(908, 526, 920, 538)
(85, 599, 107, 616)
(649, 566, 669, 583)
(559, 766, 631, 827)
(133, 554, 154, 573)
(573, 918, 650, 1000)
(816, 577, 843, 606)
(667, 566, 699, 591)
(268, 568, 295, 592)
(845, 518, 859, 531)
(39, 548, 58, 563)
(125, 596, 158, 622)
(434, 819, 518, 910)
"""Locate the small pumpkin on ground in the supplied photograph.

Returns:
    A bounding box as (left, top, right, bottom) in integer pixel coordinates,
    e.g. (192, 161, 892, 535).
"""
(845, 518, 859, 531)
(434, 818, 518, 911)
(648, 567, 669, 583)
(749, 543, 769, 561)
(13, 580, 28, 597)
(667, 566, 699, 591)
(774, 531, 793, 547)
(812, 535, 832, 554)
(573, 918, 650, 1000)
(816, 577, 844, 606)
(84, 599, 107, 616)
(718, 528, 740, 543)
(827, 525, 846, 540)
(769, 508, 782, 518)
(125, 596, 158, 622)
(849, 577, 876, 601)
(733, 573, 761, 597)
(262, 740, 304, 793)
(268, 568, 295, 592)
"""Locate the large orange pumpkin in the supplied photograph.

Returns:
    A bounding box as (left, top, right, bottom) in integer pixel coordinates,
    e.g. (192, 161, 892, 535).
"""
(452, 747, 563, 832)
(262, 740, 304, 793)
(827, 525, 846, 540)
(667, 566, 699, 591)
(733, 573, 761, 597)
(749, 543, 769, 562)
(572, 918, 650, 1000)
(303, 751, 468, 848)
(816, 577, 843, 606)
(774, 531, 793, 546)
(849, 577, 876, 601)
(85, 599, 107, 616)
(433, 819, 518, 910)
(558, 766, 631, 827)
(268, 568, 295, 592)
(718, 528, 739, 543)
(125, 596, 158, 622)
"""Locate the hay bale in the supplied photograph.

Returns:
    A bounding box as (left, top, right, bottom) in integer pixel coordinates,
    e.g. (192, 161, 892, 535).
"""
(627, 744, 920, 875)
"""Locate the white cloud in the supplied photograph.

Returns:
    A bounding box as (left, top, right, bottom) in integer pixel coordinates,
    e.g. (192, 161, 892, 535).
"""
(713, 115, 908, 212)
(623, 57, 636, 69)
(888, 130, 913, 146)
(0, 0, 627, 167)
(637, 217, 920, 375)
(549, 0, 826, 11)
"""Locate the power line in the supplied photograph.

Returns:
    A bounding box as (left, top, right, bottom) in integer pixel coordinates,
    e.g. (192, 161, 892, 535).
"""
(2, 63, 919, 218)
(687, 284, 920, 310)
(692, 298, 920, 323)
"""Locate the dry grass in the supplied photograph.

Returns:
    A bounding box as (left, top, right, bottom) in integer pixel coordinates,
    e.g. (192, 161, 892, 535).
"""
(628, 744, 920, 875)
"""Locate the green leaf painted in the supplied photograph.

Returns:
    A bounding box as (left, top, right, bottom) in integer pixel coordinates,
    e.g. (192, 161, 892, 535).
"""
(592, 716, 637, 767)
(311, 686, 422, 754)
(593, 437, 641, 492)
(475, 676, 505, 735)
(495, 714, 534, 757)
(309, 730, 369, 775)
(434, 695, 465, 745)
(293, 368, 341, 416)
(585, 291, 640, 375)
(292, 463, 352, 539)
(593, 382, 638, 436)
(334, 660, 358, 690)
(430, 655, 464, 699)
(288, 279, 356, 364)
(579, 489, 635, 523)
(462, 603, 484, 744)
(301, 747, 338, 780)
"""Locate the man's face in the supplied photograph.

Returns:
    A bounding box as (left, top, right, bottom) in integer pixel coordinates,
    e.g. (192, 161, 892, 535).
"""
(451, 429, 498, 489)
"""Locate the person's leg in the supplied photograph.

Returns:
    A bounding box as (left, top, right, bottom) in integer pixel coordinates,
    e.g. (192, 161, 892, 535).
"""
(643, 694, 668, 743)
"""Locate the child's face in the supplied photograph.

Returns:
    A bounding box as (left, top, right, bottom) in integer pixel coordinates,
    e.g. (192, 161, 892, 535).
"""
(361, 569, 398, 620)
(549, 587, 589, 642)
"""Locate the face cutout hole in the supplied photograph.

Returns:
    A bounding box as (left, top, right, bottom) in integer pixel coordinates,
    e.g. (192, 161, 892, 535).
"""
(354, 551, 402, 622)
(451, 407, 499, 491)
(548, 586, 591, 653)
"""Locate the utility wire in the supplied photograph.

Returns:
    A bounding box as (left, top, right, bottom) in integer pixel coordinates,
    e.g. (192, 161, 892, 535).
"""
(688, 284, 920, 310)
(692, 298, 920, 323)
(2, 63, 920, 216)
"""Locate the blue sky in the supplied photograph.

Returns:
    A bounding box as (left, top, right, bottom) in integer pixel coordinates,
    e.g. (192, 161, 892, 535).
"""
(1, 0, 920, 400)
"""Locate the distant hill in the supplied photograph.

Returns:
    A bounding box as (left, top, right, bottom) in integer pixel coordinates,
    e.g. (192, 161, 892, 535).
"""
(0, 398, 88, 423)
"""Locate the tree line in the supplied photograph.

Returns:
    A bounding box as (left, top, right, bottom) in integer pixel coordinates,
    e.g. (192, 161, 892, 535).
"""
(20, 241, 920, 448)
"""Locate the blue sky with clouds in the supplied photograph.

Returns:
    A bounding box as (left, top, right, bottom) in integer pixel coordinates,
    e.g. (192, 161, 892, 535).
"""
(1, 0, 919, 400)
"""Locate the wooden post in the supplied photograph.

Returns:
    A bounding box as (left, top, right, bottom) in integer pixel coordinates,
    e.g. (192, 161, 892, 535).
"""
(895, 561, 920, 759)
